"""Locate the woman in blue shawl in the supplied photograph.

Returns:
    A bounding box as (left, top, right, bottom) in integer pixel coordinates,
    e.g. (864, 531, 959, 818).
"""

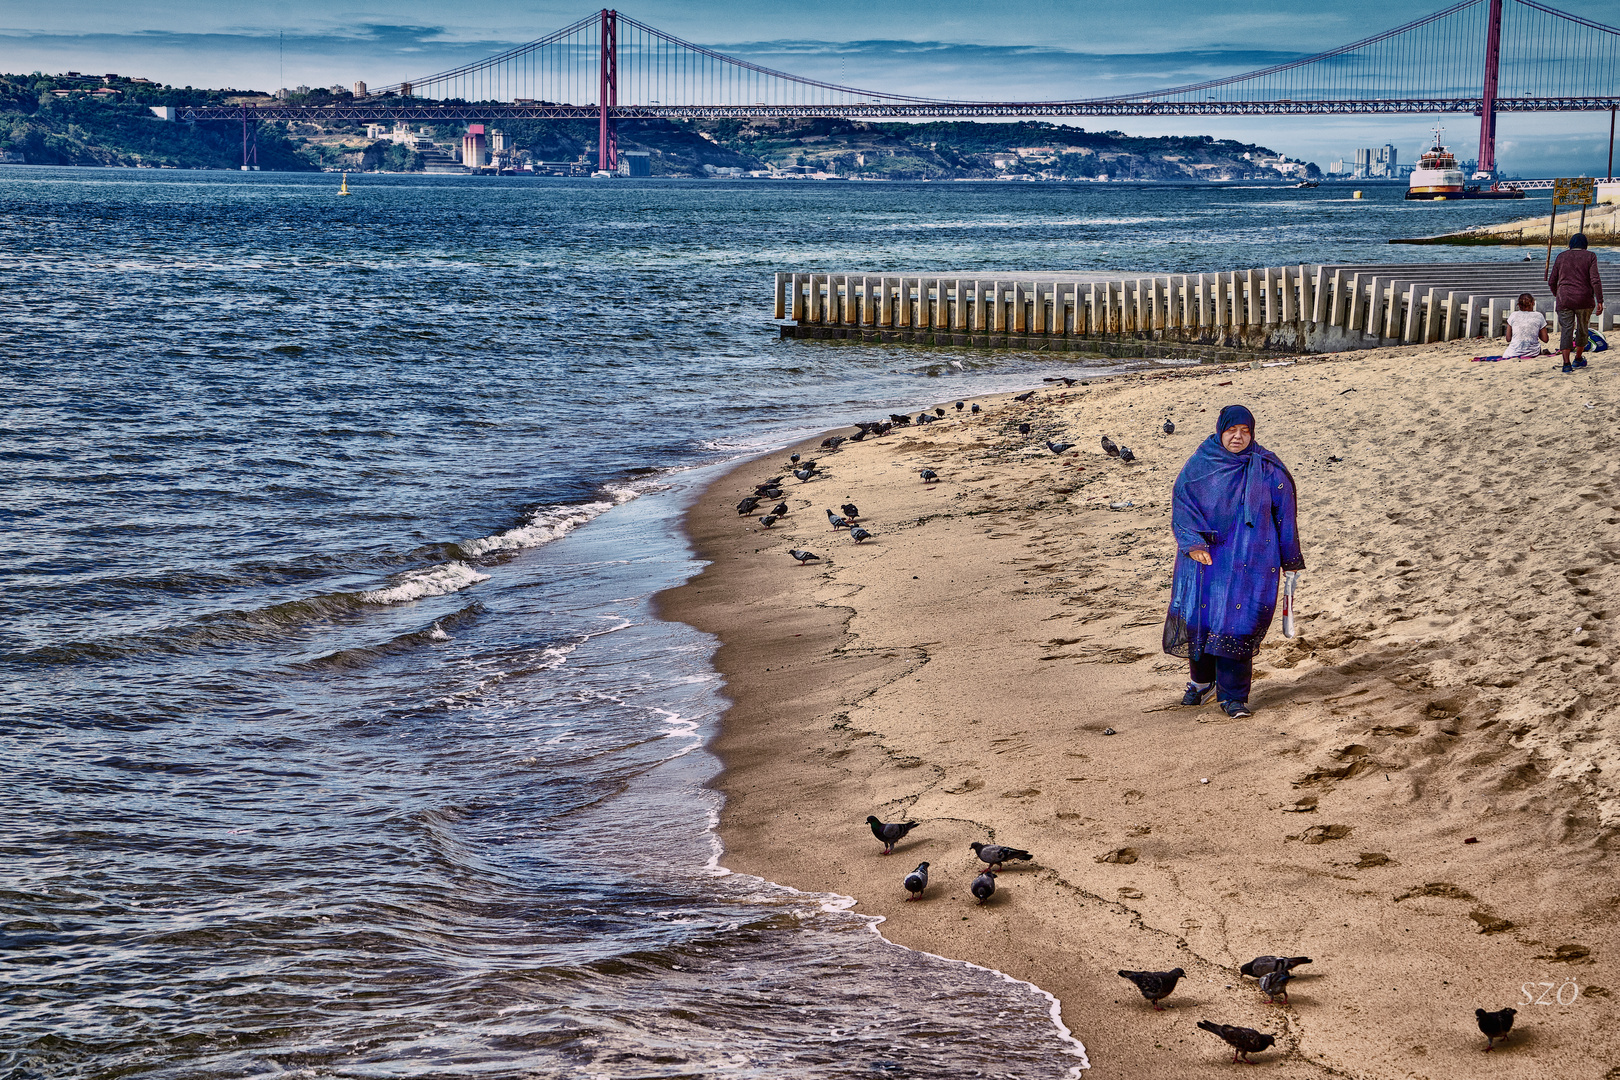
(1163, 405, 1304, 718)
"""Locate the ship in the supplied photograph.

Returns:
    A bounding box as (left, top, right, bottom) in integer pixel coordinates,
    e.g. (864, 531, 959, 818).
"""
(1405, 127, 1525, 201)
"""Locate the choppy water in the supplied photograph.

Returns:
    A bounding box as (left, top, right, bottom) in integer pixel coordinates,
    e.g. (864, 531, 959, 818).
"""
(1, 167, 1536, 1078)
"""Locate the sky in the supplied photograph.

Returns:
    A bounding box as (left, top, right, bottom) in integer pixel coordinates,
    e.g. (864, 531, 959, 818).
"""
(1, 0, 1615, 175)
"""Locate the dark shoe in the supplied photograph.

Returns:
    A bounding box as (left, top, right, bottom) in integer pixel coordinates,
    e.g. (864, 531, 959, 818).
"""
(1221, 700, 1253, 718)
(1562, 363, 1575, 373)
(1181, 681, 1216, 706)
(1574, 358, 1588, 369)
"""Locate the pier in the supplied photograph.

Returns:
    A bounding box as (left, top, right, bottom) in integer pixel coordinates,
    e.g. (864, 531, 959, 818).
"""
(773, 262, 1620, 355)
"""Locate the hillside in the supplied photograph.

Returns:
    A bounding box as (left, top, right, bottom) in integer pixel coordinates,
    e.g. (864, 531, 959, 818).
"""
(0, 72, 1318, 181)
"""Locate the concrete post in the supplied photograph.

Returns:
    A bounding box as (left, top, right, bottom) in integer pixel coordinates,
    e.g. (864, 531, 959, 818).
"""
(1423, 287, 1442, 343)
(1087, 284, 1100, 335)
(1345, 274, 1365, 333)
(1249, 269, 1264, 325)
(1442, 291, 1461, 341)
(1011, 283, 1026, 334)
(1402, 284, 1424, 343)
(952, 279, 967, 330)
(1280, 268, 1296, 323)
(1310, 267, 1327, 324)
(972, 280, 986, 333)
(774, 272, 787, 320)
(1382, 280, 1405, 339)
(1032, 283, 1046, 335)
(993, 281, 1007, 333)
(1485, 297, 1504, 342)
(1325, 271, 1344, 327)
(878, 276, 892, 327)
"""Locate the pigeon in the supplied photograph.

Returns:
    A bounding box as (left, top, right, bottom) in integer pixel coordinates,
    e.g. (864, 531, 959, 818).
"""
(800, 460, 819, 473)
(1101, 435, 1121, 457)
(1118, 445, 1136, 463)
(736, 496, 761, 515)
(1197, 1021, 1276, 1064)
(1013, 391, 1036, 402)
(889, 413, 912, 425)
(935, 407, 945, 417)
(919, 469, 939, 483)
(770, 501, 788, 517)
(903, 862, 930, 900)
(789, 549, 820, 565)
(794, 469, 815, 483)
(917, 412, 931, 425)
(847, 428, 867, 442)
(866, 815, 919, 854)
(755, 477, 784, 490)
(757, 515, 777, 528)
(1117, 967, 1185, 1011)
(1240, 956, 1312, 979)
(1018, 423, 1031, 436)
(822, 436, 846, 451)
(971, 870, 998, 904)
(759, 487, 782, 500)
(840, 503, 860, 520)
(789, 453, 801, 463)
(970, 403, 981, 414)
(1046, 440, 1074, 455)
(1477, 1007, 1516, 1051)
(850, 526, 872, 543)
(1060, 376, 1078, 386)
(1163, 419, 1176, 434)
(969, 842, 1032, 869)
(1258, 967, 1292, 1005)
(955, 401, 965, 411)
(826, 509, 849, 529)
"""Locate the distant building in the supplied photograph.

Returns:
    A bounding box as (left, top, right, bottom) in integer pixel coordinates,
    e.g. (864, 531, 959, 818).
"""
(353, 81, 367, 98)
(462, 125, 488, 167)
(150, 106, 177, 121)
(294, 85, 310, 95)
(366, 123, 385, 140)
(1352, 144, 1398, 178)
(275, 88, 291, 100)
(619, 150, 651, 176)
(490, 129, 507, 154)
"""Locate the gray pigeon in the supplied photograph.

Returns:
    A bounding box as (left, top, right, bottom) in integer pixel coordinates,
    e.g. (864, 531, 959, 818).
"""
(1046, 440, 1074, 455)
(826, 509, 849, 529)
(840, 502, 860, 520)
(850, 526, 872, 543)
(770, 501, 788, 517)
(1241, 956, 1311, 979)
(757, 515, 777, 528)
(794, 469, 815, 483)
(969, 841, 1032, 869)
(866, 815, 918, 854)
(1477, 1007, 1516, 1051)
(955, 401, 965, 411)
(1101, 435, 1120, 457)
(789, 549, 820, 565)
(903, 861, 929, 900)
(1197, 1021, 1276, 1064)
(759, 487, 782, 500)
(736, 496, 761, 515)
(1163, 419, 1175, 434)
(1258, 967, 1292, 1005)
(1118, 445, 1136, 463)
(971, 870, 997, 904)
(1118, 967, 1185, 1011)
(919, 469, 939, 483)
(1013, 391, 1036, 402)
(971, 403, 981, 414)
(790, 453, 801, 463)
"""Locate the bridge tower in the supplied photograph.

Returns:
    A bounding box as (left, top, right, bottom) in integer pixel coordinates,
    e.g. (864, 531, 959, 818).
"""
(598, 8, 618, 173)
(1477, 0, 1503, 177)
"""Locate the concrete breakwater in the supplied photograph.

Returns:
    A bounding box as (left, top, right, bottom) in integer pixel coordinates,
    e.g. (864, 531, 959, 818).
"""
(774, 261, 1620, 355)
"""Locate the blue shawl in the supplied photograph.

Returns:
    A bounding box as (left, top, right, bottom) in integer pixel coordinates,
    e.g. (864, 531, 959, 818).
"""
(1163, 415, 1304, 660)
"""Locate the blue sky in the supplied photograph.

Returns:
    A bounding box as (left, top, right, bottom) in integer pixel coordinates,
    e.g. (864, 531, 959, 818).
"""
(1, 0, 1615, 174)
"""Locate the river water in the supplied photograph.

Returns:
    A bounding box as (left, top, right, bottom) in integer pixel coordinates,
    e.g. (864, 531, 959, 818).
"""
(0, 167, 1531, 1078)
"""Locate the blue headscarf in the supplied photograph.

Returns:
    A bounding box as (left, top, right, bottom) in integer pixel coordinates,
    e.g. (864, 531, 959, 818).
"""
(1217, 404, 1254, 435)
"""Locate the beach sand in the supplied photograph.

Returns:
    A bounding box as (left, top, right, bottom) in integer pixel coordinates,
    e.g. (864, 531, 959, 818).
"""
(657, 339, 1620, 1078)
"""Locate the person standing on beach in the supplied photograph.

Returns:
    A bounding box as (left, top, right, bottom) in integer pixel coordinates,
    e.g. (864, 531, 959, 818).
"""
(1162, 405, 1304, 719)
(1501, 293, 1549, 359)
(1547, 233, 1604, 373)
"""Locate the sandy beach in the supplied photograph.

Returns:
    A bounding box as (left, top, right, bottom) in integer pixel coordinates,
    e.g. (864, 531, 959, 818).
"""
(658, 339, 1620, 1078)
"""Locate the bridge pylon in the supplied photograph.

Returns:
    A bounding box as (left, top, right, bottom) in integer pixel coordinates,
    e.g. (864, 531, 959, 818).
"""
(599, 8, 618, 173)
(1478, 0, 1503, 176)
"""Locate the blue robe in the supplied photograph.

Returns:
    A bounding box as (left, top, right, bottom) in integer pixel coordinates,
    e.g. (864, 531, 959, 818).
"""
(1163, 434, 1304, 660)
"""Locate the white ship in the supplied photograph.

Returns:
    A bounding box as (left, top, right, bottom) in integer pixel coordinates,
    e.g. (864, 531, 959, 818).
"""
(1405, 127, 1465, 200)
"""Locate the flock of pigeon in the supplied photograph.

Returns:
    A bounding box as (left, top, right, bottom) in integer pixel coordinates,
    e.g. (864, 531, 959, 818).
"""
(867, 814, 1520, 1062)
(749, 387, 1520, 1062)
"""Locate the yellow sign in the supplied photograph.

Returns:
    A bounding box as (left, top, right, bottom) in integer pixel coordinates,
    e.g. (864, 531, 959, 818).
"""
(1553, 177, 1596, 205)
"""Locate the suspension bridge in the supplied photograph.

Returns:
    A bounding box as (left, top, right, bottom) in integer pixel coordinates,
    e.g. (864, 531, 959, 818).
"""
(186, 0, 1620, 175)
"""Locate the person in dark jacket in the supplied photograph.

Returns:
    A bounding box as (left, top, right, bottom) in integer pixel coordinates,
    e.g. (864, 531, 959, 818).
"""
(1163, 405, 1304, 719)
(1547, 233, 1605, 372)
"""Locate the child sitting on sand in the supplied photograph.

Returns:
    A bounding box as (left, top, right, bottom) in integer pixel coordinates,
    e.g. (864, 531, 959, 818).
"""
(1501, 293, 1549, 359)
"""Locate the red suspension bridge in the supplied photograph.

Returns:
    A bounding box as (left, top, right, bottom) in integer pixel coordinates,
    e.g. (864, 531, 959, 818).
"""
(187, 0, 1620, 175)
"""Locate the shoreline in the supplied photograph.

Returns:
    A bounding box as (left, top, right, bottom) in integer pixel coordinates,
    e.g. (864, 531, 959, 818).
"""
(657, 339, 1619, 1077)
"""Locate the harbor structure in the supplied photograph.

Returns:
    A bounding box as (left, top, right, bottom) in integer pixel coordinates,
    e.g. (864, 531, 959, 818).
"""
(772, 262, 1620, 356)
(462, 125, 489, 167)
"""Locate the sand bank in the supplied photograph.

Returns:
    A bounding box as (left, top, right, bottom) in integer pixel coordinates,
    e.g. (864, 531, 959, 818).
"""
(657, 340, 1619, 1078)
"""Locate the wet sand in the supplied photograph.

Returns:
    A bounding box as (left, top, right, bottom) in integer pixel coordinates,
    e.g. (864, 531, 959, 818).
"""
(657, 339, 1619, 1078)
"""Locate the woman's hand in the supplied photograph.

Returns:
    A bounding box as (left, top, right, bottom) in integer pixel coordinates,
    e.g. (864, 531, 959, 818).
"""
(1187, 545, 1212, 566)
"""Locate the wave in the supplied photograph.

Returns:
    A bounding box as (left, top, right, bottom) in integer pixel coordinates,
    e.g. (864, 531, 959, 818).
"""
(359, 561, 490, 604)
(457, 485, 643, 558)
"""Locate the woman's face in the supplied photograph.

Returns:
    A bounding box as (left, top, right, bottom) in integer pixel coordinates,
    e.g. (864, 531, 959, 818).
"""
(1221, 424, 1253, 454)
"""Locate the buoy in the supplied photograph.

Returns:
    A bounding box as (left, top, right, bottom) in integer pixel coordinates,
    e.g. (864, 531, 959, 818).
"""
(1353, 190, 1363, 199)
(337, 171, 351, 196)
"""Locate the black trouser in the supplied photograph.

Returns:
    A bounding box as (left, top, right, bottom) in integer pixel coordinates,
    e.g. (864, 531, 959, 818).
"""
(1190, 654, 1253, 704)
